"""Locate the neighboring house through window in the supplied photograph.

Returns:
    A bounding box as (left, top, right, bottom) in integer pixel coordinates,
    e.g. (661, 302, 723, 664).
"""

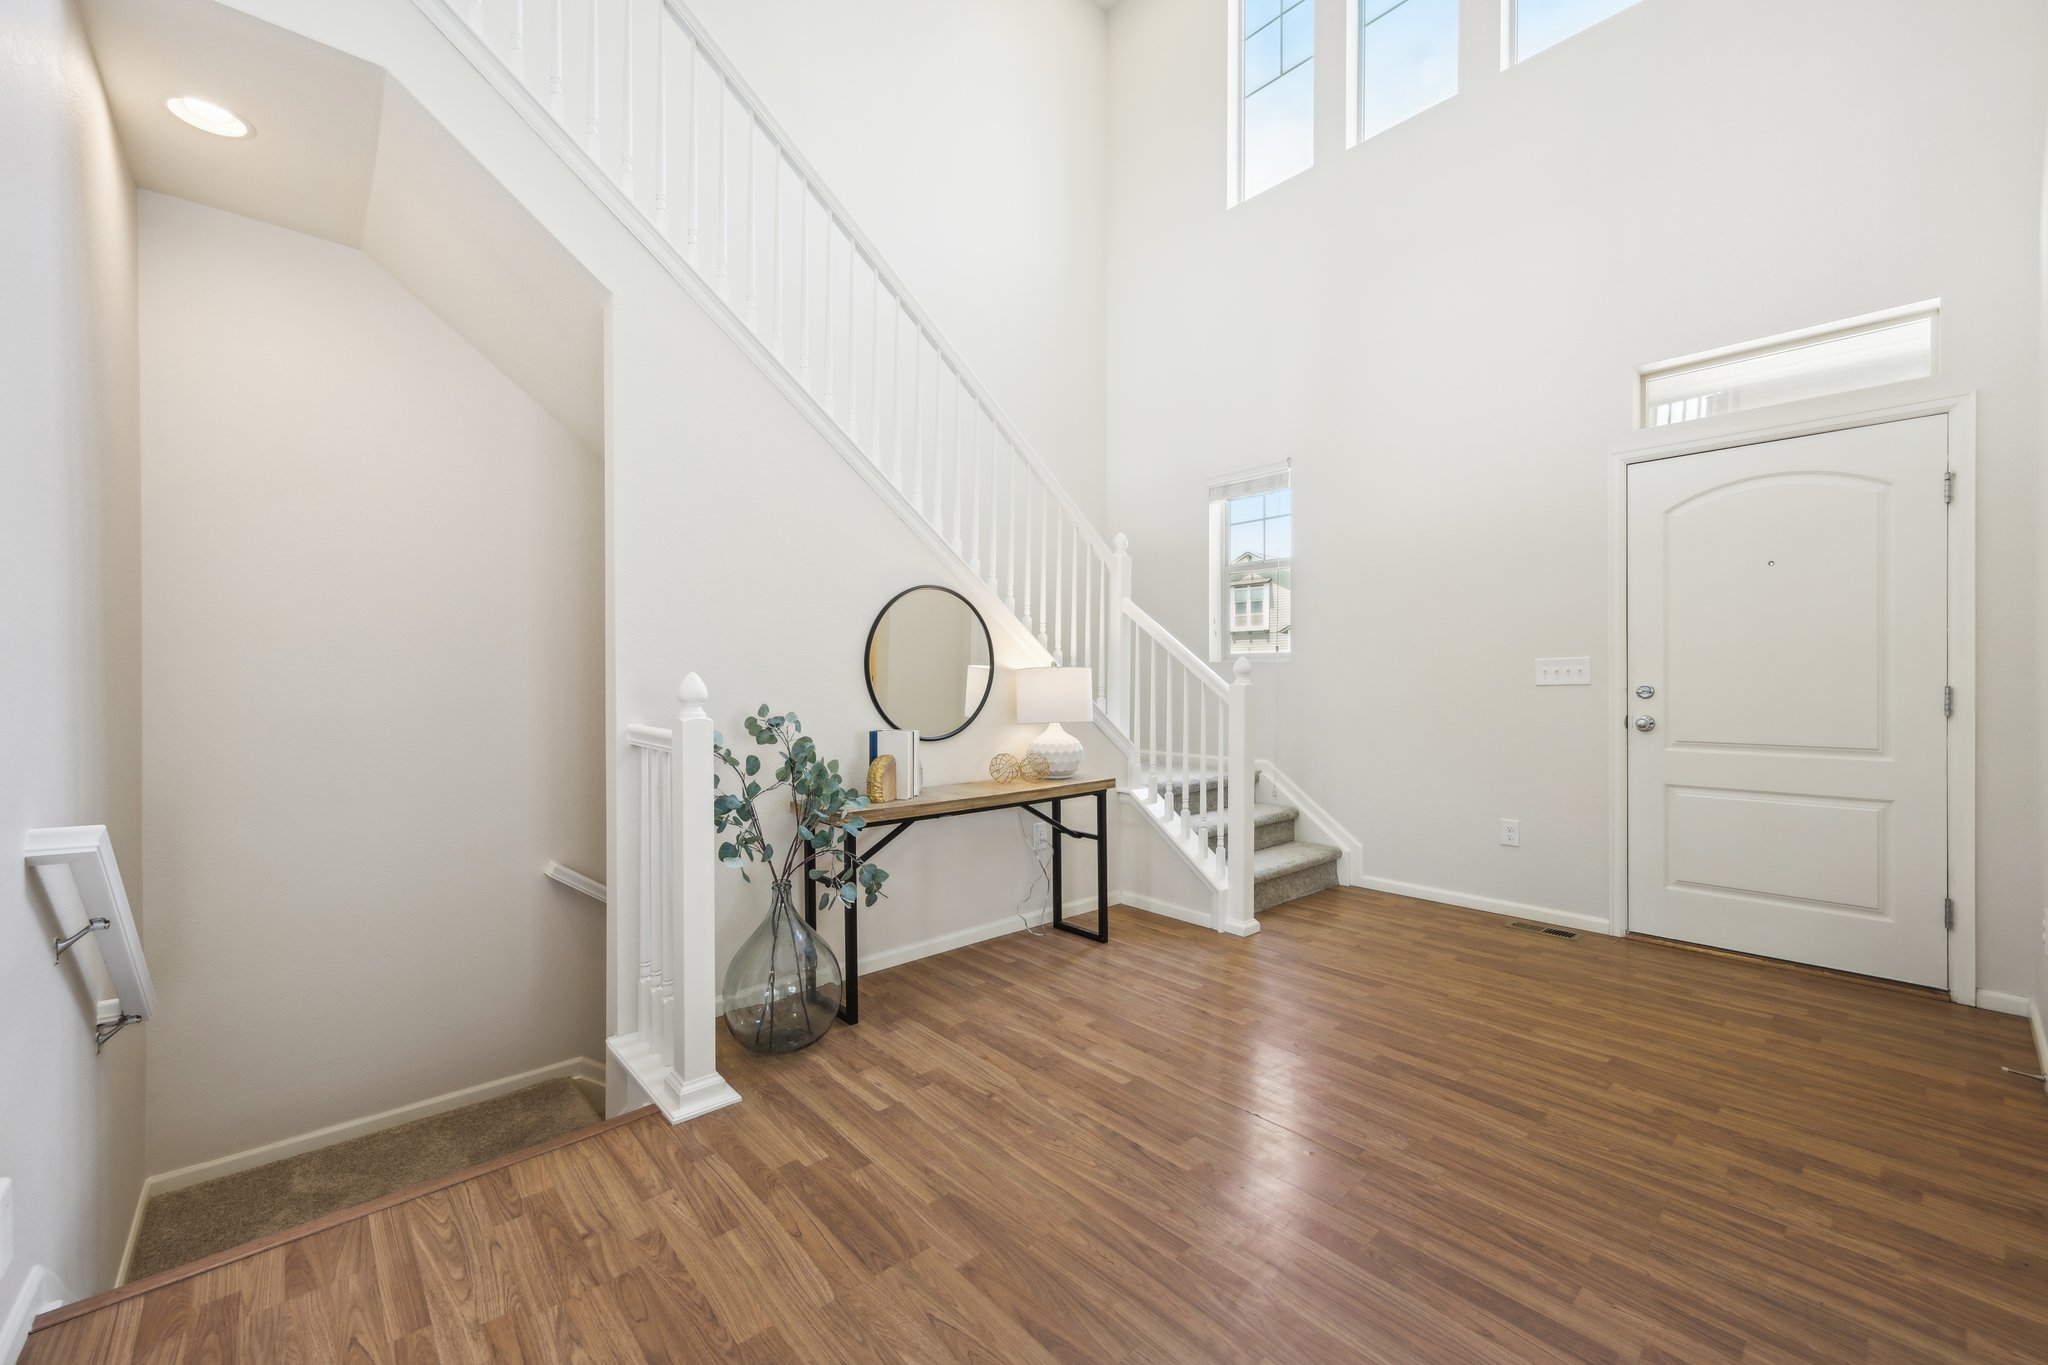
(1209, 467, 1293, 659)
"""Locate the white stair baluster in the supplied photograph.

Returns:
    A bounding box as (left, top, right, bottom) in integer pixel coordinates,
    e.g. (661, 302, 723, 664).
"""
(714, 74, 728, 293)
(620, 0, 635, 196)
(682, 31, 697, 265)
(823, 221, 835, 414)
(652, 13, 667, 232)
(845, 241, 859, 435)
(908, 339, 923, 513)
(868, 261, 881, 458)
(768, 147, 783, 355)
(549, 0, 565, 118)
(796, 189, 810, 385)
(742, 122, 757, 328)
(887, 304, 902, 485)
(586, 0, 600, 158)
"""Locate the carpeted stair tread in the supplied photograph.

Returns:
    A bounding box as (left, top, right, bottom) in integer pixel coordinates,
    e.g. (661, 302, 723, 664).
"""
(1253, 839, 1343, 913)
(1252, 840, 1342, 879)
(128, 1079, 602, 1281)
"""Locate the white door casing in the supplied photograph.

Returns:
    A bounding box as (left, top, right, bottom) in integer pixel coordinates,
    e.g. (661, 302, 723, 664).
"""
(1625, 415, 1951, 988)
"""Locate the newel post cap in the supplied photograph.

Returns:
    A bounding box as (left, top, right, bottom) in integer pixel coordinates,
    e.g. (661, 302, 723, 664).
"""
(679, 672, 709, 708)
(1112, 532, 1130, 554)
(1233, 657, 1253, 680)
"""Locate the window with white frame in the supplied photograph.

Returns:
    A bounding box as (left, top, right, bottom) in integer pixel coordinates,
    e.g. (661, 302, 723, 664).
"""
(1358, 0, 1458, 141)
(1240, 0, 1315, 201)
(1639, 303, 1939, 429)
(1508, 0, 1643, 64)
(1208, 468, 1293, 659)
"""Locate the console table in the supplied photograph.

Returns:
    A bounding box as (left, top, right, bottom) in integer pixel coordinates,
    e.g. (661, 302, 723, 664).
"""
(803, 776, 1115, 1024)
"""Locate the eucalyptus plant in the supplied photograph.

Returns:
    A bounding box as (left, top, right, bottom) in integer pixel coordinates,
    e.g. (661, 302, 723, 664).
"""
(713, 706, 889, 909)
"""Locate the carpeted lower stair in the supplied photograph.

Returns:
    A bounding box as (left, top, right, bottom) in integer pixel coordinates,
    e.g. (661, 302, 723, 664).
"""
(128, 1079, 602, 1281)
(1165, 780, 1343, 913)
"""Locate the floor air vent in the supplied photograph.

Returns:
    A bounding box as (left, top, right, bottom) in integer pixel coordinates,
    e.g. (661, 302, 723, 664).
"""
(1509, 921, 1579, 940)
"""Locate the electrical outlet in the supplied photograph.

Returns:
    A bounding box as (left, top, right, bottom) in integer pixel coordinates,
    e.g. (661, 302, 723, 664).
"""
(1030, 822, 1049, 850)
(1500, 819, 1521, 848)
(1535, 657, 1591, 686)
(0, 1177, 14, 1282)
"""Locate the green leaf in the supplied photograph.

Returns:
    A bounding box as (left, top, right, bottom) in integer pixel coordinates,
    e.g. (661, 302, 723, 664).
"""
(745, 754, 760, 776)
(839, 883, 857, 906)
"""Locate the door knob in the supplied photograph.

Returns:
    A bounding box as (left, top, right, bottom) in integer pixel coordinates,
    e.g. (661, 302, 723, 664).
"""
(1634, 714, 1657, 732)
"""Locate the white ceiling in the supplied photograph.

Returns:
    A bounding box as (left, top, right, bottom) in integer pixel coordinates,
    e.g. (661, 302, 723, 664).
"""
(79, 0, 605, 452)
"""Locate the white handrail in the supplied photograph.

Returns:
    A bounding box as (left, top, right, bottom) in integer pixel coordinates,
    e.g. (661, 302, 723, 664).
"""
(25, 825, 154, 1049)
(544, 860, 607, 902)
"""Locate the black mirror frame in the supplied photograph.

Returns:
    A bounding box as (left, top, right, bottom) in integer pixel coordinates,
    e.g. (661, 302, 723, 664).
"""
(863, 584, 995, 742)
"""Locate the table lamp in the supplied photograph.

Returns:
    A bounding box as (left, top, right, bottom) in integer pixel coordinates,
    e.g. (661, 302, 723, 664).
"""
(1014, 667, 1093, 779)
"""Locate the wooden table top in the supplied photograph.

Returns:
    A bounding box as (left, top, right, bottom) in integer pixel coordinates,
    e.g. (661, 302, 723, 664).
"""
(854, 776, 1116, 826)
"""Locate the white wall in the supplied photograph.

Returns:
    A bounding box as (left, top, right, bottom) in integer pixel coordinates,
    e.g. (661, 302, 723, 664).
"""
(1105, 0, 2048, 996)
(137, 192, 605, 1174)
(0, 0, 145, 1302)
(686, 0, 1111, 524)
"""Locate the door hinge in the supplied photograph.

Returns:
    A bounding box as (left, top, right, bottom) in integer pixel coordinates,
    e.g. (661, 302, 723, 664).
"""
(1943, 685, 1953, 718)
(1943, 469, 1955, 504)
(1944, 897, 1955, 931)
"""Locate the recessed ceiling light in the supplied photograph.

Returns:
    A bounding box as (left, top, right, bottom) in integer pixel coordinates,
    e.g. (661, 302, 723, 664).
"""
(165, 97, 251, 139)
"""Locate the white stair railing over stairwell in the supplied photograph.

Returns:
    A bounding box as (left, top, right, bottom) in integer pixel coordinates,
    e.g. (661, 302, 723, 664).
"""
(612, 673, 741, 1122)
(418, 0, 1261, 935)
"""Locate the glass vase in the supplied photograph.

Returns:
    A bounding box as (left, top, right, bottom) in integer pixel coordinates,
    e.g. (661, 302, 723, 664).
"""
(721, 880, 843, 1054)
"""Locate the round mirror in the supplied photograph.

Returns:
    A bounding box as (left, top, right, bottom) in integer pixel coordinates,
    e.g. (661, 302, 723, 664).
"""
(864, 586, 994, 741)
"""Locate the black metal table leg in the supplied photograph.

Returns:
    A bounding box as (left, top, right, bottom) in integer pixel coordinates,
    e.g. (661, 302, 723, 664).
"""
(803, 845, 817, 929)
(1049, 797, 1064, 931)
(839, 830, 859, 1024)
(1096, 786, 1110, 942)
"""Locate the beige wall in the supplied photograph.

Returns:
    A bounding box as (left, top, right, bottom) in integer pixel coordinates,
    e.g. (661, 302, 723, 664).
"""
(1106, 0, 2048, 1000)
(137, 192, 605, 1174)
(0, 0, 145, 1300)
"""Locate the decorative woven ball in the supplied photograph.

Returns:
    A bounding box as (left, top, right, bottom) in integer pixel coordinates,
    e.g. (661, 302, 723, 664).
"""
(988, 753, 1021, 783)
(1020, 751, 1052, 781)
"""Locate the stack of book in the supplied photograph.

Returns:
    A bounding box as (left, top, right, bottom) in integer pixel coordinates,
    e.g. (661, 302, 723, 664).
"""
(867, 729, 920, 799)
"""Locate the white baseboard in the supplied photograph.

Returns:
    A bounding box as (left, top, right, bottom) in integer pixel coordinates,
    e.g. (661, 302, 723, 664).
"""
(1350, 874, 1613, 935)
(1098, 889, 1211, 928)
(1976, 990, 2031, 1018)
(2, 1267, 68, 1365)
(117, 1055, 605, 1285)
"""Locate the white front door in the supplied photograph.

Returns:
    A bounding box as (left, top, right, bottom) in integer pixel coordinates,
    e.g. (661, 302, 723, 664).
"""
(1626, 416, 1950, 987)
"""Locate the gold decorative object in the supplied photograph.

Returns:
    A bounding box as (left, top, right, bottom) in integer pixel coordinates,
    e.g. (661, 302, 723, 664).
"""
(988, 753, 1021, 783)
(866, 755, 898, 802)
(1020, 751, 1051, 781)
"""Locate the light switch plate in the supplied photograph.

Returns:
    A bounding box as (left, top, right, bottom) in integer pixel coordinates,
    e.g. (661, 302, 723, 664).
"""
(1535, 657, 1591, 686)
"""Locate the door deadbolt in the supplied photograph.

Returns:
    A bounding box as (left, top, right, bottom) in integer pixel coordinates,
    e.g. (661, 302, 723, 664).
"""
(1634, 714, 1657, 732)
(1635, 684, 1656, 699)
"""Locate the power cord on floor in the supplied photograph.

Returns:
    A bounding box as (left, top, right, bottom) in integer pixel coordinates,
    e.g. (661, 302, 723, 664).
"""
(1015, 811, 1052, 936)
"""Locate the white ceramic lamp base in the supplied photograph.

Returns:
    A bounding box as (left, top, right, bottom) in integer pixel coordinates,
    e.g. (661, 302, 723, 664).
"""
(1027, 722, 1084, 780)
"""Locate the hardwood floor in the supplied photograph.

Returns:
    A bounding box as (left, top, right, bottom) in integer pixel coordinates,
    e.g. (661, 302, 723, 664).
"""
(28, 889, 2048, 1363)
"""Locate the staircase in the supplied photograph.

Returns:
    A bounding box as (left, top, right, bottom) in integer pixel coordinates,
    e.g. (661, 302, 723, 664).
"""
(414, 0, 1345, 932)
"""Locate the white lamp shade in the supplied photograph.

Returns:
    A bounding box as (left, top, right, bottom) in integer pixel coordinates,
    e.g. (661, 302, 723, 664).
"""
(1014, 667, 1093, 724)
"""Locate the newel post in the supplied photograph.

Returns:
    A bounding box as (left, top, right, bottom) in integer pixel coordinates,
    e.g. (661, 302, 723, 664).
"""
(1106, 533, 1133, 733)
(667, 673, 742, 1119)
(1222, 657, 1259, 936)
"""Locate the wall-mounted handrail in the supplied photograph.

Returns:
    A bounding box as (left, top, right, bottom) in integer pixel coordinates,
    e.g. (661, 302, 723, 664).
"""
(26, 826, 154, 1049)
(544, 860, 607, 902)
